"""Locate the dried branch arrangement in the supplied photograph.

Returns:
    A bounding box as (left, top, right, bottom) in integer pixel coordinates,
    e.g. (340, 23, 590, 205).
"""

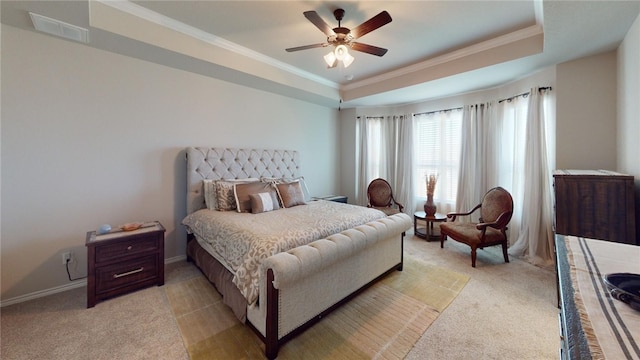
(426, 174, 438, 196)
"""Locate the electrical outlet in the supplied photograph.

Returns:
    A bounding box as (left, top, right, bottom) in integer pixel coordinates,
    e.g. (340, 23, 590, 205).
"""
(62, 252, 72, 265)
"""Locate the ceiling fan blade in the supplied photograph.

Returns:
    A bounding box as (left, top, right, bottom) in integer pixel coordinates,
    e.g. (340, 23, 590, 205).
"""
(285, 43, 329, 52)
(303, 11, 336, 36)
(351, 11, 392, 39)
(351, 42, 388, 57)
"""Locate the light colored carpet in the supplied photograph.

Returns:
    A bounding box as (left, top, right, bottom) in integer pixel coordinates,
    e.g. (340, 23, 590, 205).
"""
(0, 279, 188, 360)
(0, 230, 558, 359)
(404, 227, 558, 360)
(166, 256, 469, 360)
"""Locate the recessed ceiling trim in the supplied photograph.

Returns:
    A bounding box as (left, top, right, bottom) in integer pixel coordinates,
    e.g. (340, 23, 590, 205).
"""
(29, 12, 89, 43)
(343, 24, 544, 91)
(95, 0, 337, 89)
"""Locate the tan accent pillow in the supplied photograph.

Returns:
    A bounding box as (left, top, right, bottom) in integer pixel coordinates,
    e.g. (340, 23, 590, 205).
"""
(234, 182, 278, 213)
(215, 178, 259, 211)
(261, 176, 311, 202)
(275, 181, 307, 208)
(249, 192, 280, 214)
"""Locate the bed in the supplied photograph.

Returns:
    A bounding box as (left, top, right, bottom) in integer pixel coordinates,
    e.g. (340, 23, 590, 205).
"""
(182, 147, 412, 359)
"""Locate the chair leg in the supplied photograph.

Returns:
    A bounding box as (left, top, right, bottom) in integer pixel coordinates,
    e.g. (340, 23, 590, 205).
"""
(440, 233, 446, 248)
(502, 242, 510, 263)
(471, 246, 477, 267)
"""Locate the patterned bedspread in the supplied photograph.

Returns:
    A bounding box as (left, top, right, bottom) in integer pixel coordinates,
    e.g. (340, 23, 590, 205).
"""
(182, 200, 386, 304)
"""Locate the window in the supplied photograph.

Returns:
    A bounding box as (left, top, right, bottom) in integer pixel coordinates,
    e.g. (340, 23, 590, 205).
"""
(413, 109, 462, 204)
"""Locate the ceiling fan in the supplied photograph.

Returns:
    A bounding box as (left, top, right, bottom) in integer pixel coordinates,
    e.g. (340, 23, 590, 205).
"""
(286, 8, 392, 68)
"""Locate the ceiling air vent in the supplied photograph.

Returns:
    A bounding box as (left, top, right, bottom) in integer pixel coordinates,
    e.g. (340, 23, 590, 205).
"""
(29, 12, 89, 43)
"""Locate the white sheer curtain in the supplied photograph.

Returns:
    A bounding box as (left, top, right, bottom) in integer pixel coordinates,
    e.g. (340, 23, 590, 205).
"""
(456, 102, 495, 220)
(454, 89, 555, 267)
(507, 88, 555, 267)
(355, 116, 370, 206)
(394, 115, 414, 214)
(493, 96, 528, 250)
(355, 115, 413, 212)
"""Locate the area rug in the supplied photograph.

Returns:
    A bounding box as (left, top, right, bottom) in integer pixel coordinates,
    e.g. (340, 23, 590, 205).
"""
(165, 255, 469, 359)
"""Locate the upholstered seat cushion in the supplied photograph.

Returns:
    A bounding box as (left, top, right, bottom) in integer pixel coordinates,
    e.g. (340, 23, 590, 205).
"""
(439, 222, 505, 246)
(371, 206, 401, 216)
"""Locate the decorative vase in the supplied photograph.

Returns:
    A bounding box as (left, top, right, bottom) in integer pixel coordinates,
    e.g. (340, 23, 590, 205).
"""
(424, 194, 437, 217)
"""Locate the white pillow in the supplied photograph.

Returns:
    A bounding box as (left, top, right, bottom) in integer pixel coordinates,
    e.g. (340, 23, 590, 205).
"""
(203, 179, 218, 210)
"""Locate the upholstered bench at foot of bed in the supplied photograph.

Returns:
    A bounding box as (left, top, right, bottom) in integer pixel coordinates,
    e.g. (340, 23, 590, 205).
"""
(246, 212, 412, 359)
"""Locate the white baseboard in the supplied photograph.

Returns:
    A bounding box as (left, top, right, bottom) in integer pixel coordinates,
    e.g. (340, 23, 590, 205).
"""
(0, 255, 187, 308)
(165, 254, 187, 264)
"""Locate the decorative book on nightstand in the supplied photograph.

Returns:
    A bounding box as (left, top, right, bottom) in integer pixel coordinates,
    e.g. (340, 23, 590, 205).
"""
(85, 221, 165, 308)
(312, 195, 348, 203)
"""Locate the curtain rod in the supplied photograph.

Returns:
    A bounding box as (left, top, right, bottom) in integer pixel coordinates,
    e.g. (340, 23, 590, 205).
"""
(413, 106, 463, 117)
(498, 86, 552, 104)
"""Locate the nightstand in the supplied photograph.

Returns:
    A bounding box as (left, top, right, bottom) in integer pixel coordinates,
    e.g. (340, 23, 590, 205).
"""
(85, 221, 165, 308)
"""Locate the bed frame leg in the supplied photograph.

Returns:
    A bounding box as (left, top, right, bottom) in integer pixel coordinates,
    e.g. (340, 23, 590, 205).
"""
(265, 269, 279, 360)
(186, 233, 195, 262)
(398, 233, 405, 271)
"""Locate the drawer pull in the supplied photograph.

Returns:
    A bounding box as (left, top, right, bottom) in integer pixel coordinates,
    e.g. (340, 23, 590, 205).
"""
(113, 267, 144, 278)
(127, 245, 133, 250)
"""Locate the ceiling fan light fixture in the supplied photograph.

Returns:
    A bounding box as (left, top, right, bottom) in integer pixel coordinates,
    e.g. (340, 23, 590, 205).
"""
(326, 45, 354, 68)
(324, 51, 337, 67)
(343, 52, 354, 68)
(288, 8, 391, 69)
(334, 44, 348, 60)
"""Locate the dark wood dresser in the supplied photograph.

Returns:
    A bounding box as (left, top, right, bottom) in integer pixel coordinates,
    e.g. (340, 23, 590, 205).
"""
(553, 170, 636, 245)
(86, 221, 165, 308)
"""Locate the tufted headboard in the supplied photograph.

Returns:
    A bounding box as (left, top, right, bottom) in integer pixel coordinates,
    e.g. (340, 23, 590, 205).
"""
(185, 147, 300, 215)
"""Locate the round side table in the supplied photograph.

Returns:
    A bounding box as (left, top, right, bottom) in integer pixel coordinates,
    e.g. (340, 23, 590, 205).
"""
(413, 211, 447, 241)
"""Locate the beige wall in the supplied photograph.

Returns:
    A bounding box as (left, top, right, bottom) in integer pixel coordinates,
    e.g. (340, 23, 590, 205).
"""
(0, 25, 340, 302)
(556, 51, 618, 170)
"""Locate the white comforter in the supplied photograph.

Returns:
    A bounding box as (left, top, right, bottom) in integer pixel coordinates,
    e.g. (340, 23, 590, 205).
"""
(182, 200, 386, 304)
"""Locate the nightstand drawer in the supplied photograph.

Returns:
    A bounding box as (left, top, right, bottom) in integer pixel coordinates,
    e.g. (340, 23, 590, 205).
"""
(95, 255, 159, 294)
(95, 237, 159, 263)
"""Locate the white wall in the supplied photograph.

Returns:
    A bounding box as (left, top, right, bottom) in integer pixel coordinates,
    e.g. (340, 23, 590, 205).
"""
(338, 107, 357, 204)
(618, 13, 640, 176)
(0, 25, 339, 302)
(617, 12, 640, 245)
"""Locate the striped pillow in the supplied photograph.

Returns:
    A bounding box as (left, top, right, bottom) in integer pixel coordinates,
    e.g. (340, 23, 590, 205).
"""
(249, 192, 280, 213)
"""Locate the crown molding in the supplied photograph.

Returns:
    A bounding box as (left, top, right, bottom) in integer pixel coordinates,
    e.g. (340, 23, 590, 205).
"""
(342, 24, 544, 91)
(94, 0, 338, 89)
